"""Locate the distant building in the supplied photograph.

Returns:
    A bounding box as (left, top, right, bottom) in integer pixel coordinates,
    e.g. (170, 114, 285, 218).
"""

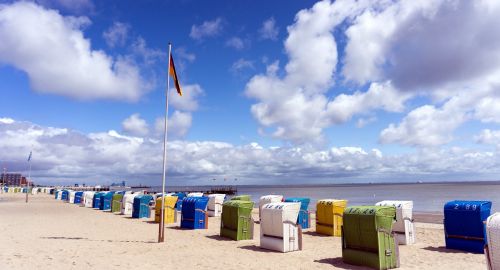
(1, 173, 28, 186)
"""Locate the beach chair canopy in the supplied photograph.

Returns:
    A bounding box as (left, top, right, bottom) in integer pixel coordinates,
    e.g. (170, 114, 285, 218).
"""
(181, 197, 209, 229)
(444, 200, 491, 253)
(155, 196, 178, 224)
(260, 202, 301, 253)
(132, 195, 153, 218)
(122, 193, 139, 215)
(376, 200, 415, 245)
(111, 193, 124, 213)
(173, 192, 186, 211)
(83, 191, 95, 207)
(316, 199, 348, 236)
(220, 200, 254, 240)
(486, 212, 500, 269)
(207, 194, 226, 217)
(259, 195, 283, 220)
(342, 206, 399, 270)
(92, 192, 105, 208)
(187, 192, 204, 197)
(74, 191, 84, 204)
(285, 197, 311, 229)
(100, 191, 115, 210)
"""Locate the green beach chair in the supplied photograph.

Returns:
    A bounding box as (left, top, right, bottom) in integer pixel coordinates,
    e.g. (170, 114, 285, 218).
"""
(230, 195, 251, 201)
(342, 206, 399, 270)
(111, 193, 124, 213)
(220, 200, 254, 240)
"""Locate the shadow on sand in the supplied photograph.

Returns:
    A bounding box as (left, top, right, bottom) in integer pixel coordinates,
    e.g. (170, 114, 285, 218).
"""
(314, 257, 371, 269)
(422, 246, 467, 254)
(40, 236, 156, 244)
(238, 245, 279, 253)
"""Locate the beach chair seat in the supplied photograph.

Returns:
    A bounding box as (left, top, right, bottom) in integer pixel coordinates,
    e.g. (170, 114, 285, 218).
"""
(285, 197, 311, 229)
(444, 200, 491, 253)
(132, 195, 153, 218)
(487, 212, 500, 270)
(111, 193, 124, 213)
(181, 197, 209, 229)
(259, 195, 283, 221)
(342, 206, 399, 270)
(207, 194, 226, 217)
(220, 200, 254, 240)
(376, 200, 415, 245)
(155, 195, 178, 224)
(260, 202, 302, 253)
(316, 199, 348, 236)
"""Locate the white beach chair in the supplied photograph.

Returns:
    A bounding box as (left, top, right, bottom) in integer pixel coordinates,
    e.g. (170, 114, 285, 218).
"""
(207, 194, 226, 217)
(260, 202, 302, 253)
(31, 188, 38, 195)
(487, 212, 500, 270)
(69, 191, 77, 204)
(187, 192, 203, 197)
(376, 200, 415, 245)
(259, 195, 283, 221)
(122, 193, 139, 215)
(56, 189, 62, 200)
(83, 191, 95, 208)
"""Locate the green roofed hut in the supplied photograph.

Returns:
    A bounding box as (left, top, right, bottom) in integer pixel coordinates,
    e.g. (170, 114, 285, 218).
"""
(342, 206, 399, 270)
(220, 200, 255, 241)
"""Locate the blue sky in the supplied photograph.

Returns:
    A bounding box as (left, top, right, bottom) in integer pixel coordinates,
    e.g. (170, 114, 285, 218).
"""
(1, 0, 500, 185)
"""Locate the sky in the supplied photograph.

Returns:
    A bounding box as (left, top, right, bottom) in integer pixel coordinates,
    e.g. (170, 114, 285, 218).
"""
(1, 0, 500, 186)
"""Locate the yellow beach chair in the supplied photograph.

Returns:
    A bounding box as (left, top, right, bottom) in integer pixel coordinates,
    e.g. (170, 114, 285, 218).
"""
(155, 196, 178, 224)
(316, 199, 348, 236)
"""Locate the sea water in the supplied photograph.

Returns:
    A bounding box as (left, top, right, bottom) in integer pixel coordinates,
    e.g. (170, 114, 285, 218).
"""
(156, 182, 500, 212)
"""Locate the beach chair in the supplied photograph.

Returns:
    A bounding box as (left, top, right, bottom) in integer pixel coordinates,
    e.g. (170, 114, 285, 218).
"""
(207, 194, 226, 217)
(285, 197, 311, 229)
(187, 192, 204, 197)
(376, 200, 415, 245)
(259, 195, 283, 221)
(122, 193, 139, 215)
(231, 195, 251, 201)
(342, 206, 399, 270)
(100, 191, 115, 211)
(220, 200, 254, 240)
(68, 191, 77, 203)
(61, 190, 70, 201)
(31, 188, 38, 195)
(260, 202, 302, 252)
(83, 191, 95, 207)
(92, 192, 104, 209)
(132, 195, 153, 219)
(316, 199, 348, 236)
(486, 212, 500, 270)
(111, 193, 124, 213)
(74, 191, 84, 204)
(444, 200, 491, 253)
(180, 197, 209, 229)
(155, 195, 178, 224)
(173, 192, 186, 211)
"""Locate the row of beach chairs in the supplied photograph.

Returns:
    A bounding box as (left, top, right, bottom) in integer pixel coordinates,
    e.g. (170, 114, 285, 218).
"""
(5, 187, 500, 270)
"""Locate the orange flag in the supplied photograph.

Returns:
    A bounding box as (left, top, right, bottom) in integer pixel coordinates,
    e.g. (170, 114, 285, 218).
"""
(169, 55, 182, 96)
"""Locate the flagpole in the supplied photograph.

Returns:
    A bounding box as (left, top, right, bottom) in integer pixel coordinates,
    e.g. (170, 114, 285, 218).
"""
(158, 42, 172, 243)
(26, 151, 31, 203)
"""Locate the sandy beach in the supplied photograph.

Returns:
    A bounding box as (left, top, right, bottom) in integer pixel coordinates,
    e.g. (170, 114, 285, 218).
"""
(0, 193, 486, 270)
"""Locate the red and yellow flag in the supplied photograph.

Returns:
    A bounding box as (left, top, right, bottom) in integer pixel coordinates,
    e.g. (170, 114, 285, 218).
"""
(169, 55, 182, 96)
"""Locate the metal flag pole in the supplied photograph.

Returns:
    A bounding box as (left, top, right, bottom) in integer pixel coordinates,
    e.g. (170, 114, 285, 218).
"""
(158, 42, 172, 243)
(26, 151, 32, 203)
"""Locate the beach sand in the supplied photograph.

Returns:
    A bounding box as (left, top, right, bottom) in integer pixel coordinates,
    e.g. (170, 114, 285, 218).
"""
(0, 193, 486, 270)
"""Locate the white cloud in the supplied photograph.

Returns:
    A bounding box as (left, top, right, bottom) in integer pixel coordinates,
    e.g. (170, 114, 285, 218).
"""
(0, 2, 145, 101)
(169, 84, 204, 112)
(155, 111, 192, 139)
(103, 21, 129, 48)
(231, 58, 254, 73)
(2, 118, 500, 185)
(259, 17, 279, 40)
(122, 113, 149, 136)
(174, 47, 196, 63)
(225, 37, 246, 50)
(475, 129, 500, 148)
(0, 117, 14, 124)
(131, 36, 165, 66)
(190, 17, 223, 40)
